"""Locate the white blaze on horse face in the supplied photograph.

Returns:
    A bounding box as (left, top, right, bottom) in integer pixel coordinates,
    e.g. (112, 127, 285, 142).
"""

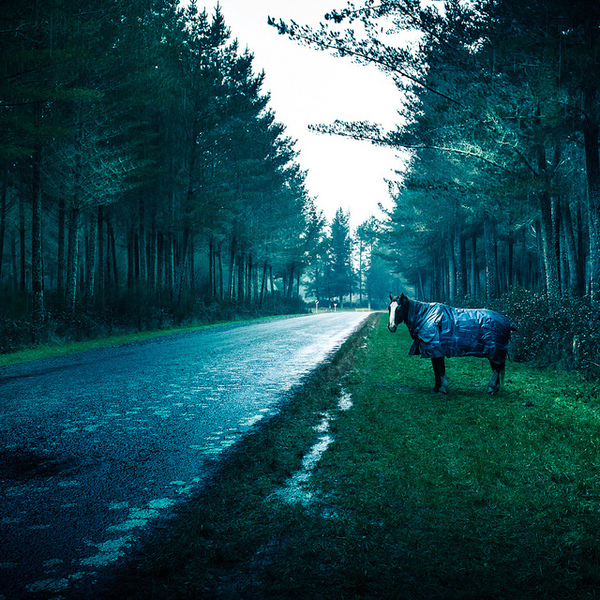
(388, 300, 398, 332)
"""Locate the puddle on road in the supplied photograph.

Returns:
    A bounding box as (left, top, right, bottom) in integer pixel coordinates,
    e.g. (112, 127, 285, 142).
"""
(191, 406, 275, 457)
(78, 496, 178, 573)
(26, 572, 85, 594)
(80, 537, 131, 568)
(273, 389, 353, 506)
(4, 316, 369, 599)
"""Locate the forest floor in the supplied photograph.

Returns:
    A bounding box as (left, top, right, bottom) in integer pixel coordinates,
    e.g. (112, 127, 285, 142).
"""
(97, 312, 600, 600)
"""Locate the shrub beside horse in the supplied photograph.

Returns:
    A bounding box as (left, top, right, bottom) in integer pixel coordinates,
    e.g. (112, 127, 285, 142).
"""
(387, 294, 513, 394)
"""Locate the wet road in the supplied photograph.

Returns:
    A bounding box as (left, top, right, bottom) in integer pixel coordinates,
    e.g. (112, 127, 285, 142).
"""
(0, 311, 370, 599)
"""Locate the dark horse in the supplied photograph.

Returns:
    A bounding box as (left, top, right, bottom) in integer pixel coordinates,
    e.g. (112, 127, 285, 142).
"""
(388, 294, 512, 394)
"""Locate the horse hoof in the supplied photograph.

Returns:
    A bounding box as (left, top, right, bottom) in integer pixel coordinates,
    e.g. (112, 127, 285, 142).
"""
(487, 385, 500, 394)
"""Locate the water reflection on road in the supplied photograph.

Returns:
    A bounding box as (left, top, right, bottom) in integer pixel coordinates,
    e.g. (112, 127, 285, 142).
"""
(0, 311, 370, 599)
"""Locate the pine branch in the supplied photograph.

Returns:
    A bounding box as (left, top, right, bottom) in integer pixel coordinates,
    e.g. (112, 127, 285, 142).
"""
(267, 16, 464, 107)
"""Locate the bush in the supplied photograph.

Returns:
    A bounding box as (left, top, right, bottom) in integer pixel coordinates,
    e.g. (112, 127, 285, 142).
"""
(0, 318, 32, 354)
(494, 287, 600, 379)
(0, 292, 309, 355)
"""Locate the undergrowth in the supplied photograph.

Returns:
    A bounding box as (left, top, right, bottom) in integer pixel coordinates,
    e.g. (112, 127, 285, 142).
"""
(0, 292, 307, 355)
(493, 287, 600, 379)
(102, 313, 600, 600)
(3, 287, 600, 387)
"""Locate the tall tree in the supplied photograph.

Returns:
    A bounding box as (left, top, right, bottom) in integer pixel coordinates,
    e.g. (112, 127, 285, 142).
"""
(271, 0, 598, 303)
(326, 208, 353, 304)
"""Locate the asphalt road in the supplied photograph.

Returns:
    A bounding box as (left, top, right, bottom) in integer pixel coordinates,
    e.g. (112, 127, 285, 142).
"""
(0, 311, 370, 599)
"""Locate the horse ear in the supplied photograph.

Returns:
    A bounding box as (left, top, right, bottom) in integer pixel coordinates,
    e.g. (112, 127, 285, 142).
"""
(389, 292, 393, 302)
(400, 293, 407, 301)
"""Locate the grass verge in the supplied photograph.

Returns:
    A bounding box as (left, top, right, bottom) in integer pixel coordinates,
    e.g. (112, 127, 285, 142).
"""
(102, 313, 600, 600)
(0, 314, 303, 367)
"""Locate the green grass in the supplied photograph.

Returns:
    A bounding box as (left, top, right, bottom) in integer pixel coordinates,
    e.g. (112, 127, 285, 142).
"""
(0, 314, 300, 367)
(102, 313, 600, 600)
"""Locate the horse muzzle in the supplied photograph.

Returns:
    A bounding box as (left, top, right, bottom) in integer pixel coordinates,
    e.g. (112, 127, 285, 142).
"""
(388, 325, 397, 333)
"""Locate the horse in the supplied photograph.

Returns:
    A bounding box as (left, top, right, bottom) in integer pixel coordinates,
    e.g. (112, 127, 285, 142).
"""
(387, 293, 512, 394)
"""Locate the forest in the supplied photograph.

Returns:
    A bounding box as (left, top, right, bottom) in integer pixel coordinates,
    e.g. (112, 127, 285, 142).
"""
(2, 0, 600, 374)
(271, 0, 600, 376)
(0, 0, 383, 353)
(273, 0, 600, 303)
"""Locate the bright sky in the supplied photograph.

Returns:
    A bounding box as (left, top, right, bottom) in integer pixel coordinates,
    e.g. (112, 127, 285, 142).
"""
(197, 0, 406, 229)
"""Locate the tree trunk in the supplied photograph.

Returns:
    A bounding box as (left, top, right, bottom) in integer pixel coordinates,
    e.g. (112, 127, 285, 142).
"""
(218, 243, 223, 300)
(447, 233, 456, 304)
(537, 148, 560, 298)
(458, 229, 467, 298)
(0, 167, 7, 280)
(97, 205, 105, 300)
(108, 219, 118, 292)
(189, 234, 195, 291)
(57, 198, 66, 301)
(175, 227, 190, 302)
(31, 138, 44, 318)
(562, 199, 580, 295)
(133, 230, 140, 284)
(483, 211, 496, 302)
(127, 229, 134, 291)
(156, 231, 164, 292)
(576, 201, 586, 296)
(238, 251, 245, 304)
(469, 233, 477, 298)
(228, 239, 236, 300)
(66, 206, 80, 312)
(147, 216, 156, 291)
(19, 195, 26, 293)
(583, 87, 600, 304)
(85, 211, 98, 301)
(539, 212, 558, 292)
(138, 196, 146, 283)
(165, 232, 174, 295)
(287, 263, 295, 298)
(552, 194, 562, 295)
(247, 253, 253, 303)
(10, 228, 17, 292)
(209, 236, 215, 299)
(259, 259, 268, 307)
(535, 220, 545, 293)
(507, 228, 514, 289)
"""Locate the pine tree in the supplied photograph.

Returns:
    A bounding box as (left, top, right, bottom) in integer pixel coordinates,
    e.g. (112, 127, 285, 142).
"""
(327, 208, 353, 304)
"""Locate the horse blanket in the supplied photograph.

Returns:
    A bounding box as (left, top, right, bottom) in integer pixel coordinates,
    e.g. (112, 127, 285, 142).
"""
(406, 300, 511, 362)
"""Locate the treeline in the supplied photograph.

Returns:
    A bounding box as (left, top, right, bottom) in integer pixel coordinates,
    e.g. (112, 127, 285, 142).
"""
(302, 209, 398, 311)
(1, 0, 312, 321)
(0, 1, 334, 347)
(0, 0, 401, 351)
(386, 0, 600, 306)
(272, 0, 600, 305)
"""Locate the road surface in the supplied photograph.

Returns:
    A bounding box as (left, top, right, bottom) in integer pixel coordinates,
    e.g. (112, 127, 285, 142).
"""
(0, 311, 370, 599)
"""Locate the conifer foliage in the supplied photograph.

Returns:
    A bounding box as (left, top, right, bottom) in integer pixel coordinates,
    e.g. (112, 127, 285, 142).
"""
(271, 0, 600, 305)
(0, 0, 314, 341)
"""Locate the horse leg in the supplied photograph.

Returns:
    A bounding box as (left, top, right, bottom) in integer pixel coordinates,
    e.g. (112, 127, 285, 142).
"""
(432, 358, 441, 392)
(432, 357, 449, 394)
(487, 360, 504, 394)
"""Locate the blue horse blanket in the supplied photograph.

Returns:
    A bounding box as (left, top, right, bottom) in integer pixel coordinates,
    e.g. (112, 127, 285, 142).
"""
(406, 300, 511, 362)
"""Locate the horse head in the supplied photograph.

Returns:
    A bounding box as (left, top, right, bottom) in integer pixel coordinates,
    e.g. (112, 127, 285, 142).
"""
(388, 293, 408, 333)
